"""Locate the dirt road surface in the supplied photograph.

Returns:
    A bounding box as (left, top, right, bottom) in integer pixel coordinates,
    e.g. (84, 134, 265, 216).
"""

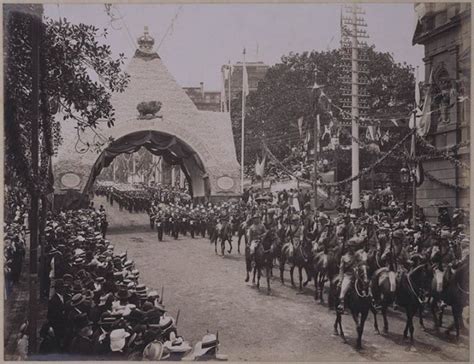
(98, 196, 470, 362)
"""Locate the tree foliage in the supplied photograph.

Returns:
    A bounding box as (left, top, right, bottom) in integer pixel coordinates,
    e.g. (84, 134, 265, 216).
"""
(4, 7, 129, 192)
(231, 46, 415, 188)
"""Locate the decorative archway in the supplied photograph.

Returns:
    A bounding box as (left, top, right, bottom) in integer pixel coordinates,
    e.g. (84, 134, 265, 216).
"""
(83, 130, 209, 199)
(52, 27, 240, 209)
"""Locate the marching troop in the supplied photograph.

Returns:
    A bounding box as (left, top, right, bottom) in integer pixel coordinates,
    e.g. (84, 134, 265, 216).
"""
(145, 189, 469, 349)
(37, 207, 223, 360)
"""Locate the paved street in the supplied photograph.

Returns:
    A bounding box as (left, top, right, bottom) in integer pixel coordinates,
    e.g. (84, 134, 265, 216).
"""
(100, 197, 470, 362)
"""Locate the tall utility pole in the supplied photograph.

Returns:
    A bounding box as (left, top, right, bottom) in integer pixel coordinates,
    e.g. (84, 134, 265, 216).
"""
(313, 114, 320, 209)
(241, 49, 248, 193)
(309, 68, 323, 210)
(228, 61, 232, 115)
(341, 4, 369, 212)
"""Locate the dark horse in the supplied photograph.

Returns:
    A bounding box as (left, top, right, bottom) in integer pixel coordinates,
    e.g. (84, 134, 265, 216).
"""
(334, 262, 372, 350)
(442, 257, 469, 339)
(285, 238, 313, 291)
(311, 225, 337, 303)
(236, 220, 249, 255)
(216, 220, 233, 255)
(245, 231, 275, 294)
(395, 263, 430, 345)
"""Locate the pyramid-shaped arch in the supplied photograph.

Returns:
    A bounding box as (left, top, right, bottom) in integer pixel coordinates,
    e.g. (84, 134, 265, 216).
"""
(53, 30, 240, 206)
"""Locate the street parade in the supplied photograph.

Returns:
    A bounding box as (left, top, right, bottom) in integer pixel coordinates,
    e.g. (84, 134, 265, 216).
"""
(3, 2, 471, 362)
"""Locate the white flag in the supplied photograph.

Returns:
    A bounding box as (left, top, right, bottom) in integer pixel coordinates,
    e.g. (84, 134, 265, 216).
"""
(366, 125, 376, 140)
(416, 68, 433, 137)
(242, 60, 249, 97)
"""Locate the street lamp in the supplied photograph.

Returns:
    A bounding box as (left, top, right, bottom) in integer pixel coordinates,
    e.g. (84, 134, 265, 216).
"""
(400, 167, 409, 206)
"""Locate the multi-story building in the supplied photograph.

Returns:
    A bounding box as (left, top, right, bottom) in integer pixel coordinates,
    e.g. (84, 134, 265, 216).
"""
(221, 61, 269, 104)
(183, 82, 221, 112)
(412, 2, 470, 219)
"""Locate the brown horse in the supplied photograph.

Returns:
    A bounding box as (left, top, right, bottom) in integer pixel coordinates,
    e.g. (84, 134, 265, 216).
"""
(236, 220, 249, 254)
(370, 266, 397, 334)
(287, 238, 313, 291)
(334, 262, 372, 350)
(395, 263, 431, 346)
(218, 220, 233, 255)
(311, 225, 336, 303)
(245, 231, 275, 294)
(442, 258, 469, 339)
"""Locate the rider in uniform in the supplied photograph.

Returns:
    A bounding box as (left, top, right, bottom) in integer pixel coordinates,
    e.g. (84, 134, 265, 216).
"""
(248, 214, 267, 255)
(337, 238, 357, 313)
(286, 214, 304, 246)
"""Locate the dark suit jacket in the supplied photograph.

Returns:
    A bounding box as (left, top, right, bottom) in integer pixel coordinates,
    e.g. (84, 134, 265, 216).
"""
(47, 293, 66, 325)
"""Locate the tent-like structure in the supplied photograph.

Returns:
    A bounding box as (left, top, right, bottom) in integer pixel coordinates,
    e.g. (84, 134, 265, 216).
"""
(53, 27, 240, 209)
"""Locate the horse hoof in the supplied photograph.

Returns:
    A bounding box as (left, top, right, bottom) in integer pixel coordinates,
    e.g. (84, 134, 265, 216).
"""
(245, 277, 249, 282)
(374, 329, 381, 335)
(383, 328, 388, 335)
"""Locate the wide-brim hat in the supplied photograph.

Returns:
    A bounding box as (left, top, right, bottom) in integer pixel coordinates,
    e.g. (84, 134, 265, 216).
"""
(115, 289, 132, 300)
(70, 293, 86, 307)
(98, 312, 118, 326)
(75, 312, 93, 329)
(158, 316, 174, 332)
(145, 307, 165, 324)
(164, 337, 192, 353)
(110, 328, 130, 352)
(142, 340, 166, 361)
(72, 281, 83, 294)
(192, 333, 218, 357)
(128, 308, 146, 323)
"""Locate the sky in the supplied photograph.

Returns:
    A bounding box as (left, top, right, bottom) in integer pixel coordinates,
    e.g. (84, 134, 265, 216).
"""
(44, 3, 424, 91)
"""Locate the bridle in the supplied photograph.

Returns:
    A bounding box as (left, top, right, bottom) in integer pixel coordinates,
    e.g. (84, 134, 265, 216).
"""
(407, 263, 425, 304)
(354, 264, 369, 298)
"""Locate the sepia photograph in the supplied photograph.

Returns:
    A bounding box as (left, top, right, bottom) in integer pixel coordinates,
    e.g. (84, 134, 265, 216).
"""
(3, 2, 470, 362)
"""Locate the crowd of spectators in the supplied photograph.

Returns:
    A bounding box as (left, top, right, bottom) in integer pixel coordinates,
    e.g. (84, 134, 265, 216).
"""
(36, 207, 219, 360)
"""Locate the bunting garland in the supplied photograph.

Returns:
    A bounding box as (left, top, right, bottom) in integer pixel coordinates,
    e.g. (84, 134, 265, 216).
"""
(261, 129, 415, 188)
(417, 135, 470, 170)
(423, 170, 469, 191)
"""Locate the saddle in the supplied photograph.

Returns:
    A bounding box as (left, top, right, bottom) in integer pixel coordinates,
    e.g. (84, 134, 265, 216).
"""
(374, 267, 397, 292)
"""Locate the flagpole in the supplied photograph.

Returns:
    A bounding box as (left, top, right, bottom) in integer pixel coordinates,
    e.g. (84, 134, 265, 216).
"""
(228, 61, 232, 115)
(241, 49, 246, 194)
(412, 129, 416, 227)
